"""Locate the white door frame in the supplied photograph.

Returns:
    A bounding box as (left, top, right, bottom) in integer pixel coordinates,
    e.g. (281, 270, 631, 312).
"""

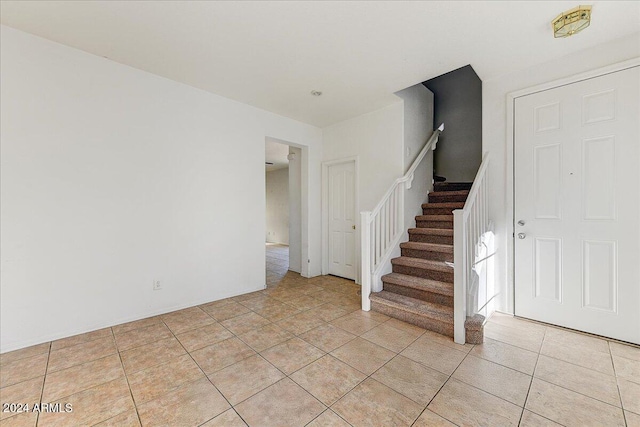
(321, 156, 360, 284)
(264, 136, 310, 279)
(506, 57, 640, 313)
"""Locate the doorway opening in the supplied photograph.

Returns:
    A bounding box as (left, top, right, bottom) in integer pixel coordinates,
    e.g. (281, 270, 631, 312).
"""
(265, 138, 302, 287)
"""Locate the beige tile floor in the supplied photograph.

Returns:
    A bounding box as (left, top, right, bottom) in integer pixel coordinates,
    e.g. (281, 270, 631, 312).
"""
(266, 243, 289, 287)
(1, 263, 639, 426)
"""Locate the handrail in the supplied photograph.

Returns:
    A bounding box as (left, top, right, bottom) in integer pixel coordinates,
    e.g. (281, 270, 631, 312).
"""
(453, 154, 491, 344)
(461, 158, 490, 218)
(369, 124, 444, 218)
(360, 123, 444, 311)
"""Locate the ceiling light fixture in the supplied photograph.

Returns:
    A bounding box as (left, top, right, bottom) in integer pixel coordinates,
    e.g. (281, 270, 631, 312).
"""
(552, 5, 592, 38)
(310, 90, 322, 96)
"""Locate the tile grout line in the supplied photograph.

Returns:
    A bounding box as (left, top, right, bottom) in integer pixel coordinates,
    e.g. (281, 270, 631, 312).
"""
(471, 324, 628, 424)
(252, 304, 467, 426)
(180, 299, 350, 425)
(490, 318, 623, 379)
(304, 405, 353, 427)
(609, 340, 628, 427)
(218, 302, 331, 425)
(109, 326, 143, 427)
(329, 323, 459, 425)
(112, 322, 174, 354)
(525, 333, 624, 423)
(297, 323, 421, 425)
(119, 314, 220, 421)
(163, 314, 241, 427)
(27, 331, 137, 425)
(516, 324, 545, 426)
(430, 328, 569, 426)
(533, 354, 628, 409)
(218, 306, 405, 423)
(405, 338, 477, 427)
(34, 341, 52, 427)
(470, 336, 538, 375)
(0, 275, 359, 426)
(20, 274, 638, 426)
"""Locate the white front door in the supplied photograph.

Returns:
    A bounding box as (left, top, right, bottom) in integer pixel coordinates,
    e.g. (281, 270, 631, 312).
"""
(328, 162, 356, 280)
(514, 66, 640, 344)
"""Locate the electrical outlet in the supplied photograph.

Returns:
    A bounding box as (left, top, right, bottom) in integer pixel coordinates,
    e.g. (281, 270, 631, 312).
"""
(153, 280, 162, 290)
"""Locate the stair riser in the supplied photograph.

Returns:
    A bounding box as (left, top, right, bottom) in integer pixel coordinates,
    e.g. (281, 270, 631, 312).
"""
(400, 248, 453, 262)
(416, 220, 453, 229)
(429, 194, 468, 203)
(382, 282, 453, 307)
(371, 301, 453, 337)
(409, 234, 453, 245)
(422, 207, 459, 215)
(392, 264, 453, 282)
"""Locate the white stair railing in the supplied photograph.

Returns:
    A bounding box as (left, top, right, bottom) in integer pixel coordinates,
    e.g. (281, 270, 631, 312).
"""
(360, 124, 444, 311)
(452, 154, 490, 344)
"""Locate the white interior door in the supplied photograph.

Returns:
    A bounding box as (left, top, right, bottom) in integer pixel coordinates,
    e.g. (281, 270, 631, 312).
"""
(328, 162, 356, 280)
(514, 66, 640, 344)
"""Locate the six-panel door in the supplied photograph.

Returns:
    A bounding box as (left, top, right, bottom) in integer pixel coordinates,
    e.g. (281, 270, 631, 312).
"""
(514, 66, 640, 344)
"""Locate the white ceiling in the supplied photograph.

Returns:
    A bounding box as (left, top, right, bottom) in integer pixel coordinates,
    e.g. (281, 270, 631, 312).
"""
(1, 1, 639, 127)
(265, 139, 289, 172)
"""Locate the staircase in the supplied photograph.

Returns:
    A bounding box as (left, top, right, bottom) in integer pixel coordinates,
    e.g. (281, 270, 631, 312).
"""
(369, 182, 472, 337)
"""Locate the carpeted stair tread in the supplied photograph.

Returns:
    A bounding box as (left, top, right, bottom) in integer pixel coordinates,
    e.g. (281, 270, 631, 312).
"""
(416, 214, 453, 221)
(415, 214, 454, 221)
(421, 202, 465, 210)
(408, 228, 454, 245)
(433, 182, 473, 192)
(399, 242, 453, 253)
(382, 272, 453, 297)
(391, 256, 453, 273)
(369, 178, 477, 339)
(415, 214, 454, 229)
(408, 228, 453, 236)
(421, 202, 466, 215)
(428, 190, 470, 203)
(370, 291, 453, 323)
(430, 189, 470, 197)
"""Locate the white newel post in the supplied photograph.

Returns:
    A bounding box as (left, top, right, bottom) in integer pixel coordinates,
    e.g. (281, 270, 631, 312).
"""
(453, 209, 466, 344)
(361, 211, 372, 311)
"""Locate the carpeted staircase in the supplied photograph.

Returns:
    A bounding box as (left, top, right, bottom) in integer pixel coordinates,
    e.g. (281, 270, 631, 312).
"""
(369, 182, 472, 337)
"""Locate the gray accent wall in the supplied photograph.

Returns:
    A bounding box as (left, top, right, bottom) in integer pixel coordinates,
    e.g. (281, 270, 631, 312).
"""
(424, 65, 482, 182)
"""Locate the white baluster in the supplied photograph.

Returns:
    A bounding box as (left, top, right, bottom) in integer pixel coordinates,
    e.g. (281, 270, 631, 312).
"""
(361, 211, 372, 311)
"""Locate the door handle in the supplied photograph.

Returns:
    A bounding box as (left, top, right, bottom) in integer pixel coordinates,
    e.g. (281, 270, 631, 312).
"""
(352, 225, 356, 230)
(518, 233, 526, 239)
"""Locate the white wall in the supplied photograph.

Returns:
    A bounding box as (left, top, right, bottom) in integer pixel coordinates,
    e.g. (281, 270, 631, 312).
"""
(395, 84, 435, 173)
(265, 168, 289, 244)
(484, 32, 640, 314)
(0, 26, 322, 352)
(321, 89, 435, 286)
(321, 102, 403, 282)
(288, 146, 302, 273)
(395, 84, 435, 231)
(369, 85, 435, 290)
(322, 102, 404, 212)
